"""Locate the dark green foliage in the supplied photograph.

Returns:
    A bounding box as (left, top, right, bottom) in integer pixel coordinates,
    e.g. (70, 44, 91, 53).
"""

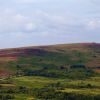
(23, 69, 59, 78)
(0, 95, 15, 100)
(70, 64, 86, 69)
(18, 86, 28, 93)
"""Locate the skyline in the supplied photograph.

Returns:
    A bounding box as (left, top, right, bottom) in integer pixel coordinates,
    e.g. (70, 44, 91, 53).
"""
(0, 0, 100, 48)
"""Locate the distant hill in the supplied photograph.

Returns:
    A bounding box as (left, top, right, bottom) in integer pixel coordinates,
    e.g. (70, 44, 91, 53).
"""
(0, 43, 100, 78)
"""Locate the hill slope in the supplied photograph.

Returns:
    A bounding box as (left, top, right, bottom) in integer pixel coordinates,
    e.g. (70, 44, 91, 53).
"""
(0, 43, 100, 78)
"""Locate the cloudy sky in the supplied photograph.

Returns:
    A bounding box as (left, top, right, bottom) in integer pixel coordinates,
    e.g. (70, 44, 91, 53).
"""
(0, 0, 100, 48)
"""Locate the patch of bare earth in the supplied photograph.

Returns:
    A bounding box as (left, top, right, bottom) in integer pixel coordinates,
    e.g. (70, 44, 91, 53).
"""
(0, 57, 17, 62)
(0, 70, 12, 77)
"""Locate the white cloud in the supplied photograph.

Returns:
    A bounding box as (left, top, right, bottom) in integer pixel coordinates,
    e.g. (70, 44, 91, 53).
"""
(25, 22, 36, 31)
(14, 14, 27, 23)
(0, 9, 38, 33)
(87, 20, 100, 29)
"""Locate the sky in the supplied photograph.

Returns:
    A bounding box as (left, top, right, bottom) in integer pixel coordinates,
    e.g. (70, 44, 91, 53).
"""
(0, 0, 100, 48)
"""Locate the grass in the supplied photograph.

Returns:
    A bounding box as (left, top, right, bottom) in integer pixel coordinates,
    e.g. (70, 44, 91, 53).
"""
(60, 88, 100, 95)
(14, 94, 35, 100)
(0, 76, 100, 99)
(11, 76, 61, 88)
(10, 76, 100, 89)
(6, 76, 99, 88)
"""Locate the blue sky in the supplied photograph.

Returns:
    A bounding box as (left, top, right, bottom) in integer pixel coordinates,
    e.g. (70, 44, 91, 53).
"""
(0, 0, 100, 48)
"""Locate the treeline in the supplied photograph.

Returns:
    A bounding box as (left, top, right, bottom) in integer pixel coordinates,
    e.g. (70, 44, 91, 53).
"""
(15, 63, 95, 79)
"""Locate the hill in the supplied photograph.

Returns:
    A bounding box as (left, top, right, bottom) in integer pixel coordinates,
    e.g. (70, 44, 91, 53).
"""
(0, 43, 100, 78)
(0, 43, 100, 100)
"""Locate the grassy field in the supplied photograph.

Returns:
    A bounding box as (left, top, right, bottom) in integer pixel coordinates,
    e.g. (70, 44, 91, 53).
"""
(11, 76, 100, 88)
(0, 76, 100, 99)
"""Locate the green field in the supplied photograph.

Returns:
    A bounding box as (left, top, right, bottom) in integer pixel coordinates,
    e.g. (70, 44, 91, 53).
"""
(0, 76, 100, 100)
